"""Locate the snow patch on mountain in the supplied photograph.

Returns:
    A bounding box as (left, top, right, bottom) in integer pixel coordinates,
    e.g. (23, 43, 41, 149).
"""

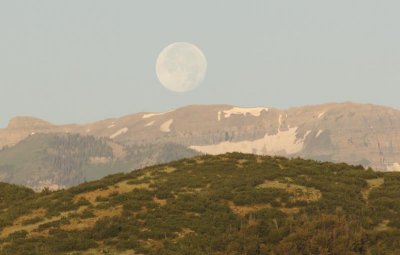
(218, 107, 269, 120)
(160, 119, 173, 132)
(190, 127, 309, 156)
(224, 107, 269, 118)
(316, 129, 323, 138)
(110, 127, 128, 139)
(318, 112, 326, 119)
(145, 121, 155, 127)
(278, 114, 284, 130)
(387, 163, 400, 172)
(142, 110, 174, 119)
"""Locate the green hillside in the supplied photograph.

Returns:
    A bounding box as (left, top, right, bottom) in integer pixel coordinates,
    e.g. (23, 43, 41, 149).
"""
(0, 133, 199, 190)
(1, 153, 400, 254)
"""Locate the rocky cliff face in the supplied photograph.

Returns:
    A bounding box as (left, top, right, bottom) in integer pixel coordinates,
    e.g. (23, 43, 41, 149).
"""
(1, 102, 400, 171)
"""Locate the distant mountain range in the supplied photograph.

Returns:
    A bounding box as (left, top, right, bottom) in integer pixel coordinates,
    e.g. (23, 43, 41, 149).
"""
(1, 102, 400, 189)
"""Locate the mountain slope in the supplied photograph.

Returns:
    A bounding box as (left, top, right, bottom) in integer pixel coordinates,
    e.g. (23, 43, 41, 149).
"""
(1, 102, 399, 173)
(0, 133, 199, 190)
(1, 153, 400, 254)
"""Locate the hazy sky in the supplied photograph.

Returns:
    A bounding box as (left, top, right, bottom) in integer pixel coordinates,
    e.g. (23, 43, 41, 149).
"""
(1, 1, 399, 127)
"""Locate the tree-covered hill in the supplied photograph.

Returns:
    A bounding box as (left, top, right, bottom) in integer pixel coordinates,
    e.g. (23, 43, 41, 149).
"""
(1, 153, 400, 254)
(0, 133, 199, 190)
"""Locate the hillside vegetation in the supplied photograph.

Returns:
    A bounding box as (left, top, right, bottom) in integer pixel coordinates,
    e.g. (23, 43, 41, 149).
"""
(1, 153, 400, 254)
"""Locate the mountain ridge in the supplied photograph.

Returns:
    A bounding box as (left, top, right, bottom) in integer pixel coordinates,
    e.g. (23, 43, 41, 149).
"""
(5, 102, 396, 131)
(1, 101, 400, 190)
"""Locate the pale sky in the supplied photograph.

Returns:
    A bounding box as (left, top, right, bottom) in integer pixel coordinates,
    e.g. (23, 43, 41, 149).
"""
(1, 1, 399, 127)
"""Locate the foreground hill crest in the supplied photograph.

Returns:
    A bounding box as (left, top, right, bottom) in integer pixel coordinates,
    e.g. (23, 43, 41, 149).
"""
(0, 153, 399, 254)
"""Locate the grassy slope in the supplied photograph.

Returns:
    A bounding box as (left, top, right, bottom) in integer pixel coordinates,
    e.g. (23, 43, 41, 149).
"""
(0, 153, 400, 254)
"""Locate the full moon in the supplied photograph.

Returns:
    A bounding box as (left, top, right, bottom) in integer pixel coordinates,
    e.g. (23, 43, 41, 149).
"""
(156, 42, 207, 92)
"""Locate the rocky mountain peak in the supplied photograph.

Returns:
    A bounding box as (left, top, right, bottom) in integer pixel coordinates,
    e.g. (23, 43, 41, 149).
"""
(6, 116, 54, 130)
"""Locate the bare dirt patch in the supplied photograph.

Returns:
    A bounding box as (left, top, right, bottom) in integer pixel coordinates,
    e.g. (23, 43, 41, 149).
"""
(1, 208, 47, 237)
(61, 206, 123, 231)
(194, 157, 205, 164)
(153, 196, 167, 206)
(178, 187, 203, 195)
(236, 159, 248, 168)
(362, 178, 384, 203)
(140, 238, 164, 251)
(137, 172, 153, 180)
(258, 180, 321, 202)
(82, 247, 137, 255)
(160, 166, 177, 173)
(256, 156, 264, 164)
(279, 207, 300, 214)
(13, 208, 46, 226)
(75, 180, 152, 204)
(174, 228, 195, 242)
(278, 164, 286, 170)
(228, 201, 300, 216)
(1, 210, 70, 238)
(228, 201, 271, 216)
(374, 219, 394, 232)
